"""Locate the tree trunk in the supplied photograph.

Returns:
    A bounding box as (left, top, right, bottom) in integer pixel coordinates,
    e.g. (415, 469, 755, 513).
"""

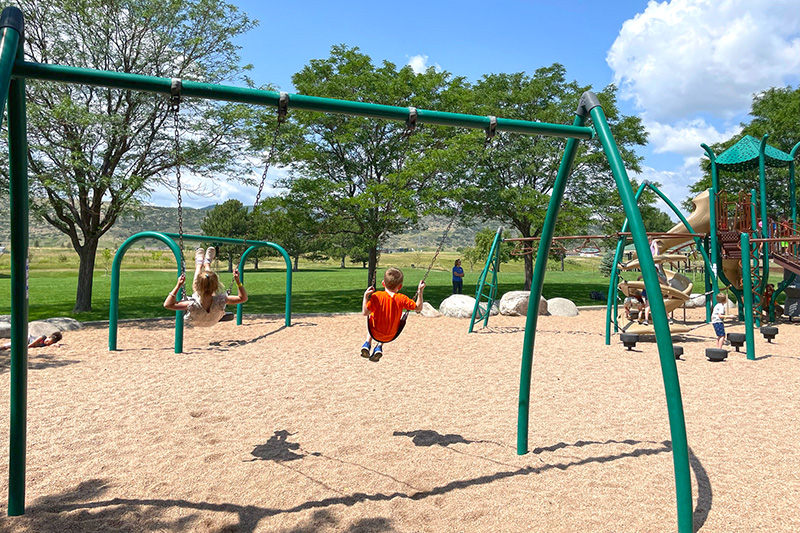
(340, 255, 346, 268)
(73, 239, 99, 313)
(253, 256, 259, 270)
(523, 253, 533, 291)
(227, 254, 233, 273)
(561, 255, 565, 271)
(293, 255, 299, 272)
(367, 246, 378, 287)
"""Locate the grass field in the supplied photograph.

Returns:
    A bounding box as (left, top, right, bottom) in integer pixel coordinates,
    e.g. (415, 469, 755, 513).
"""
(0, 247, 717, 321)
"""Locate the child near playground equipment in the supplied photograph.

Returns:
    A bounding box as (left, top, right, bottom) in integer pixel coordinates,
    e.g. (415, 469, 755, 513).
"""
(452, 259, 464, 294)
(361, 267, 425, 362)
(711, 293, 732, 349)
(0, 331, 62, 351)
(763, 284, 784, 320)
(163, 247, 248, 327)
(623, 289, 645, 321)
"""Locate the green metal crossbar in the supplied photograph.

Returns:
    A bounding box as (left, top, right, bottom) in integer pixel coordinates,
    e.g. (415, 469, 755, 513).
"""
(108, 231, 292, 354)
(468, 227, 503, 332)
(0, 7, 694, 530)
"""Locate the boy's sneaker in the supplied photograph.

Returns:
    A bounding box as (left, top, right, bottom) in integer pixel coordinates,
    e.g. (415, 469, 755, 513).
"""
(195, 247, 205, 265)
(360, 342, 371, 358)
(369, 344, 383, 362)
(205, 246, 216, 264)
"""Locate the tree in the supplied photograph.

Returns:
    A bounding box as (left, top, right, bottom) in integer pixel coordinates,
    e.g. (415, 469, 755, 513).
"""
(273, 45, 460, 286)
(688, 85, 800, 215)
(460, 67, 647, 290)
(200, 199, 248, 273)
(471, 227, 515, 270)
(14, 0, 256, 312)
(251, 194, 325, 272)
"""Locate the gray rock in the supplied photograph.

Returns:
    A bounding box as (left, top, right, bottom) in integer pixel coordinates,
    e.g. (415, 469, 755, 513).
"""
(547, 297, 579, 317)
(685, 293, 706, 309)
(438, 294, 498, 318)
(498, 291, 549, 316)
(419, 301, 443, 318)
(29, 317, 83, 337)
(0, 321, 10, 339)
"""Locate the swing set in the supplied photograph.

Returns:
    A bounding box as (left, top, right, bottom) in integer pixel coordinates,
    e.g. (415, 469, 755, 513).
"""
(1, 6, 694, 531)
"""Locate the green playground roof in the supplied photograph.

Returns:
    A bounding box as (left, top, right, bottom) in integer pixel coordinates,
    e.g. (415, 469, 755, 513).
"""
(715, 134, 794, 172)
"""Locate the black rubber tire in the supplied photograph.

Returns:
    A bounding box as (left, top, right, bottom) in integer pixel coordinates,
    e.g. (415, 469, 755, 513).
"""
(705, 348, 728, 361)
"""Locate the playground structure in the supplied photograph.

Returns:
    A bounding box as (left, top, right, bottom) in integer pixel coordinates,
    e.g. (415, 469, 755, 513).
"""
(2, 5, 695, 530)
(108, 231, 293, 354)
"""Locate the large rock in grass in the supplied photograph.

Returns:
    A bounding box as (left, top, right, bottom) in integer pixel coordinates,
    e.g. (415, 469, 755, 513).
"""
(438, 294, 498, 318)
(685, 293, 706, 308)
(28, 317, 83, 337)
(419, 302, 442, 318)
(547, 297, 579, 317)
(499, 291, 548, 316)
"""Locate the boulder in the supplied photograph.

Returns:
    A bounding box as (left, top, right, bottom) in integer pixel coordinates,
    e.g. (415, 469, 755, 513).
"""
(498, 291, 549, 316)
(419, 302, 443, 318)
(547, 297, 579, 317)
(29, 317, 83, 337)
(0, 321, 10, 339)
(438, 294, 498, 318)
(685, 293, 706, 309)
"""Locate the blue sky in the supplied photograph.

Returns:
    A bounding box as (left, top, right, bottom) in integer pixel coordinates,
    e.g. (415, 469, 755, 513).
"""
(151, 0, 800, 220)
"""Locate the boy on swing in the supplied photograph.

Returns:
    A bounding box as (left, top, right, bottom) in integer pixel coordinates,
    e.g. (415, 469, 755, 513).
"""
(361, 267, 425, 362)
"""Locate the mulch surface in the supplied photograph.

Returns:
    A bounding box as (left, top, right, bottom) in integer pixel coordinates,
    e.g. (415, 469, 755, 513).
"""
(1, 308, 798, 532)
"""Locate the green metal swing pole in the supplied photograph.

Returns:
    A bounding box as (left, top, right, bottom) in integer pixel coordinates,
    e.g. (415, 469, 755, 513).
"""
(604, 182, 648, 345)
(517, 109, 584, 456)
(109, 232, 185, 353)
(13, 61, 594, 140)
(741, 233, 756, 360)
(2, 5, 27, 516)
(590, 100, 693, 533)
(758, 137, 769, 293)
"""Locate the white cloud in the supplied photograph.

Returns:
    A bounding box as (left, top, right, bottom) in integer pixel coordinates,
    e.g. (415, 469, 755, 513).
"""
(607, 0, 800, 121)
(407, 54, 441, 74)
(631, 159, 706, 219)
(645, 117, 742, 156)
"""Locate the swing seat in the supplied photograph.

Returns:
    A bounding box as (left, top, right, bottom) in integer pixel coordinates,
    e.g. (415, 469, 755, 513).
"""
(366, 310, 409, 344)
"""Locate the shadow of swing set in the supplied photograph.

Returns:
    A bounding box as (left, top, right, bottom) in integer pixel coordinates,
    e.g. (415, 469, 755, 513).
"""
(0, 6, 695, 531)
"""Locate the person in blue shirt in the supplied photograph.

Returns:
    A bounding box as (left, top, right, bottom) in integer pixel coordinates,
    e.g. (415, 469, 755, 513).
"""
(452, 259, 464, 294)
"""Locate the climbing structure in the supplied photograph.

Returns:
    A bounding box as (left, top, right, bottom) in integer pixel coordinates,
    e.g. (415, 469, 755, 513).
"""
(702, 134, 800, 359)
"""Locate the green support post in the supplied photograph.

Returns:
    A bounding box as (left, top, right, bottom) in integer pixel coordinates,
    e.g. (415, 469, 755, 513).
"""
(2, 5, 27, 516)
(741, 233, 756, 360)
(469, 227, 503, 333)
(758, 137, 769, 292)
(790, 142, 799, 225)
(109, 232, 185, 353)
(590, 102, 693, 533)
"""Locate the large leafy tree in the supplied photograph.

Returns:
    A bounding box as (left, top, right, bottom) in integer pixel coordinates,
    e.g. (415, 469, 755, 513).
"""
(688, 85, 800, 216)
(251, 193, 325, 272)
(13, 0, 255, 312)
(273, 45, 460, 286)
(460, 66, 647, 289)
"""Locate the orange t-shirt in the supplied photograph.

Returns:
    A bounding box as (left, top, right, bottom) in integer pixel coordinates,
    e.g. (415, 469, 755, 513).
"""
(367, 291, 417, 342)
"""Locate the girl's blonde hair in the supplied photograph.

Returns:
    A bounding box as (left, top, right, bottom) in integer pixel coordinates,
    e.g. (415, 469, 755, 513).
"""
(194, 271, 221, 297)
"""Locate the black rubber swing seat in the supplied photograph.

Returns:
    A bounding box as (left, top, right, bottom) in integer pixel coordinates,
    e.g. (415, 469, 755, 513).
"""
(620, 333, 639, 351)
(760, 326, 778, 343)
(727, 332, 746, 352)
(705, 348, 728, 362)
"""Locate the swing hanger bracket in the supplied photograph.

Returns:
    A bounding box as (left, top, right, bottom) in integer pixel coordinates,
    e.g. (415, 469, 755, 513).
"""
(403, 107, 418, 138)
(277, 92, 289, 123)
(170, 78, 182, 112)
(485, 116, 497, 145)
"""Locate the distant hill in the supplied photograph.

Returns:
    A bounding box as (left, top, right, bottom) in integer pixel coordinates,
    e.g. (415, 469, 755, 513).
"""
(0, 202, 500, 251)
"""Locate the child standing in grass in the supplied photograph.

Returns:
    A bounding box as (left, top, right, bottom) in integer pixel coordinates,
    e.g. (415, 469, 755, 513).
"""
(711, 292, 731, 349)
(361, 267, 425, 362)
(164, 247, 248, 327)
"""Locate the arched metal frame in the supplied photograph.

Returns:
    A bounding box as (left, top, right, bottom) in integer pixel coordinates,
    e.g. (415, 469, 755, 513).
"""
(0, 7, 693, 531)
(108, 231, 292, 354)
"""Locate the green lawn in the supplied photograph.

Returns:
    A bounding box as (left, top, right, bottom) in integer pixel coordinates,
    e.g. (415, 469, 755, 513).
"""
(0, 246, 719, 322)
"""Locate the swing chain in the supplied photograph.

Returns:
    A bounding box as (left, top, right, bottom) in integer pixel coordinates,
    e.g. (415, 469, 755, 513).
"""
(171, 78, 185, 276)
(231, 92, 289, 292)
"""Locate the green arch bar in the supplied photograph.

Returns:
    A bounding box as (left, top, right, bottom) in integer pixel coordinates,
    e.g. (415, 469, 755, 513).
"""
(109, 231, 292, 353)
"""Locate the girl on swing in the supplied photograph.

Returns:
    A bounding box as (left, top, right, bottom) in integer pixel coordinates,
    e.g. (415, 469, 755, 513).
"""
(164, 247, 248, 326)
(361, 267, 425, 362)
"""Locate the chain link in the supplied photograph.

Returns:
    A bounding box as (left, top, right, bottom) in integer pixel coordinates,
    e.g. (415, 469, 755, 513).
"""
(171, 80, 186, 277)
